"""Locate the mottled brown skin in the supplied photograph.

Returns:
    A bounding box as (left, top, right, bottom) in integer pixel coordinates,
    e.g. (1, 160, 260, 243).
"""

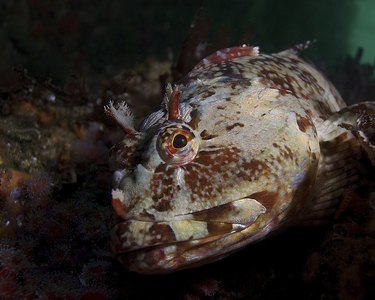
(107, 45, 375, 273)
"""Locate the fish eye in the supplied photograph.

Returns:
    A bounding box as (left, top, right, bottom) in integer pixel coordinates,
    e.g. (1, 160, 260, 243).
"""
(172, 134, 188, 149)
(157, 124, 199, 165)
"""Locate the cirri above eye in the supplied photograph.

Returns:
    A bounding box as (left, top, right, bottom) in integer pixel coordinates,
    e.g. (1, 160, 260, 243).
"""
(156, 124, 199, 166)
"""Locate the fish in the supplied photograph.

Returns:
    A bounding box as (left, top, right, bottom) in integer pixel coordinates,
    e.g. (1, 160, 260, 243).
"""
(105, 43, 375, 274)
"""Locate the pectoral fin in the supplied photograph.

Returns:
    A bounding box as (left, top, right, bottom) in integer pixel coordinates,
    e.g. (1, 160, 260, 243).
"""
(305, 102, 375, 224)
(335, 102, 375, 165)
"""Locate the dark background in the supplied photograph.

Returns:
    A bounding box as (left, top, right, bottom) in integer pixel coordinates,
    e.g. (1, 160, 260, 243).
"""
(0, 0, 371, 87)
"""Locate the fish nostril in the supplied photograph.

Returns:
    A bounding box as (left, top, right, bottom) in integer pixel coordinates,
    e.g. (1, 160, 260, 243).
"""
(113, 170, 127, 186)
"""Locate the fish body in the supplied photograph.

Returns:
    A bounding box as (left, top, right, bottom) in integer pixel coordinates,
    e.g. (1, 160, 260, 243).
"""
(106, 45, 375, 273)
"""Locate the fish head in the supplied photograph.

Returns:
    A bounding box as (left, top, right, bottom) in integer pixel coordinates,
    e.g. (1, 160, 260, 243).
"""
(108, 72, 320, 273)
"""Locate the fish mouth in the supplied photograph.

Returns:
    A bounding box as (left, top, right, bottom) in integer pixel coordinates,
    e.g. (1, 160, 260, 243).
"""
(111, 198, 267, 273)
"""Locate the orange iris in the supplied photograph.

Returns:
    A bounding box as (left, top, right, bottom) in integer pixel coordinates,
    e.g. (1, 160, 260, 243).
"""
(157, 124, 199, 166)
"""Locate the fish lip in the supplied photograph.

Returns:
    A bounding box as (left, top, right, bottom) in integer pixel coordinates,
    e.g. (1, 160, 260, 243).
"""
(111, 197, 267, 273)
(114, 220, 271, 274)
(121, 196, 267, 223)
(116, 236, 226, 274)
(112, 197, 266, 249)
(111, 217, 244, 254)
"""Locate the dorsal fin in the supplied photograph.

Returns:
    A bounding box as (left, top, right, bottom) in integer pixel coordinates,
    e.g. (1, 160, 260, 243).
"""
(192, 45, 259, 72)
(278, 40, 316, 57)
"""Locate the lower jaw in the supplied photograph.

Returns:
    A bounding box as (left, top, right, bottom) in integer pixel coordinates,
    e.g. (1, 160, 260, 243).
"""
(116, 223, 271, 274)
(117, 233, 227, 274)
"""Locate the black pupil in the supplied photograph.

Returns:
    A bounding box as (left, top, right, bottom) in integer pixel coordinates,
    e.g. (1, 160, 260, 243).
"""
(173, 134, 188, 149)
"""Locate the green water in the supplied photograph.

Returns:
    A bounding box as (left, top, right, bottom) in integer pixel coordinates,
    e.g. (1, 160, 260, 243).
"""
(349, 0, 375, 63)
(204, 0, 374, 64)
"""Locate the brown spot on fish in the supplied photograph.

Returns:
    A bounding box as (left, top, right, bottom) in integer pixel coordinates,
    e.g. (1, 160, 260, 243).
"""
(284, 145, 294, 159)
(311, 152, 317, 161)
(115, 221, 178, 255)
(272, 143, 294, 160)
(143, 248, 166, 266)
(203, 90, 215, 98)
(251, 54, 327, 101)
(111, 222, 131, 252)
(206, 222, 233, 235)
(151, 164, 178, 206)
(191, 201, 237, 223)
(296, 114, 314, 132)
(114, 222, 129, 239)
(226, 122, 245, 131)
(183, 148, 242, 201)
(200, 130, 219, 140)
(110, 139, 139, 169)
(248, 190, 279, 210)
(188, 109, 201, 129)
(139, 210, 156, 221)
(314, 100, 332, 116)
(148, 223, 176, 244)
(154, 198, 172, 212)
